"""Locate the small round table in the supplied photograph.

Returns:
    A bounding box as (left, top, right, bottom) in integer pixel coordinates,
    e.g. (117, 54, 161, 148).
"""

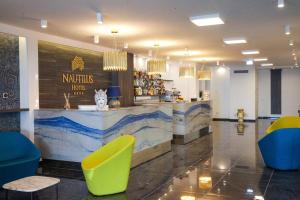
(2, 176, 60, 200)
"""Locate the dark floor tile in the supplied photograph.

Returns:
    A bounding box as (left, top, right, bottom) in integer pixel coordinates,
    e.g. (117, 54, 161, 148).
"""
(264, 170, 300, 200)
(207, 170, 270, 200)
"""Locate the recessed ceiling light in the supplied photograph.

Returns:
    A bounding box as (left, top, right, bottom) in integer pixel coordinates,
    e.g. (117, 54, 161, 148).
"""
(96, 12, 103, 24)
(254, 58, 268, 62)
(285, 25, 291, 35)
(223, 37, 247, 45)
(246, 59, 254, 65)
(189, 13, 224, 26)
(254, 195, 265, 200)
(278, 0, 285, 8)
(94, 35, 99, 44)
(289, 40, 294, 46)
(261, 63, 273, 67)
(124, 42, 129, 49)
(40, 19, 47, 29)
(242, 50, 260, 55)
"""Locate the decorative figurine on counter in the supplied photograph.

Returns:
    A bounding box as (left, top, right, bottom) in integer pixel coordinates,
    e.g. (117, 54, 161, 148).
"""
(64, 93, 71, 110)
(94, 89, 109, 111)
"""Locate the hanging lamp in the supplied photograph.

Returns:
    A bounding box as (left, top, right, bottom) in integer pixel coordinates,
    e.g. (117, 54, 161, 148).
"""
(197, 64, 211, 80)
(103, 30, 127, 71)
(147, 44, 166, 74)
(179, 64, 195, 78)
(179, 48, 195, 78)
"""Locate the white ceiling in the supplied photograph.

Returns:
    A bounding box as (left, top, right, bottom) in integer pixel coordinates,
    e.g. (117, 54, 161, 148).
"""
(0, 0, 300, 67)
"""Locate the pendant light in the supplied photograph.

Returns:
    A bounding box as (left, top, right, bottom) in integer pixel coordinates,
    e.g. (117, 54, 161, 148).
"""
(103, 30, 127, 71)
(179, 64, 195, 78)
(179, 48, 195, 78)
(197, 63, 211, 80)
(147, 44, 166, 75)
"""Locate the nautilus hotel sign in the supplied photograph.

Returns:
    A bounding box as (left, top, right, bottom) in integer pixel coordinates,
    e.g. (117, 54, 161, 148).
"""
(62, 56, 94, 96)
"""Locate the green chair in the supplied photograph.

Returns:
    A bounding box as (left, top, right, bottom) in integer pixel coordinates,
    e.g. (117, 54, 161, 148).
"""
(81, 135, 135, 196)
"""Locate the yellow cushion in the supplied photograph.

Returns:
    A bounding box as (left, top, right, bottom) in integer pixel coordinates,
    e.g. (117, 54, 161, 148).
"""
(266, 116, 300, 134)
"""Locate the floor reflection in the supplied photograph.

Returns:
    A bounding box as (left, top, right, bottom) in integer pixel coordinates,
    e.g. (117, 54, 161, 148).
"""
(1, 120, 300, 200)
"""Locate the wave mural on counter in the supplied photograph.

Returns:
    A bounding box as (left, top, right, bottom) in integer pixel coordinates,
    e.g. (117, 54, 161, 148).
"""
(35, 110, 172, 138)
(173, 103, 211, 117)
(35, 110, 173, 162)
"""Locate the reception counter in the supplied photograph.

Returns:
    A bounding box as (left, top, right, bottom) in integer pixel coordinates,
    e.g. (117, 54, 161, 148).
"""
(173, 100, 211, 144)
(34, 104, 173, 167)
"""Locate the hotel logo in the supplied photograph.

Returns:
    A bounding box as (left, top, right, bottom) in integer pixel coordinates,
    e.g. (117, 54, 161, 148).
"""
(61, 56, 94, 96)
(71, 56, 84, 71)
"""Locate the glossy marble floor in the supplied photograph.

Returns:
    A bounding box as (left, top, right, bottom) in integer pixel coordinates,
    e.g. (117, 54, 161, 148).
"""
(1, 120, 300, 200)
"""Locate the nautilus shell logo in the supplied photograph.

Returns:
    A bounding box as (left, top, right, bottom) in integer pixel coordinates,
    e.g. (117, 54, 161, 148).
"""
(71, 56, 84, 71)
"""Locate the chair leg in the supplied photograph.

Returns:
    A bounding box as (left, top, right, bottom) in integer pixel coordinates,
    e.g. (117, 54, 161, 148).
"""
(30, 192, 34, 200)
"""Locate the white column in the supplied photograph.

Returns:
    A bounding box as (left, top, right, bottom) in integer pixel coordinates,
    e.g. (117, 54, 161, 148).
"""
(19, 36, 39, 141)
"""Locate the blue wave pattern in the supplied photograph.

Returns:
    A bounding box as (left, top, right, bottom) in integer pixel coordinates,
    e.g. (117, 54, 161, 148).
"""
(35, 110, 173, 138)
(173, 103, 211, 117)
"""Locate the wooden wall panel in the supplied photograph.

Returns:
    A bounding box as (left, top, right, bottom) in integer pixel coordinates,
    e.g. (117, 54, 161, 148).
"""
(38, 41, 112, 109)
(118, 53, 134, 107)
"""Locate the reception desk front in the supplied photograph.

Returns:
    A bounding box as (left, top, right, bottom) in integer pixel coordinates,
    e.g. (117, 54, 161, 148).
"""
(173, 101, 211, 144)
(34, 104, 173, 167)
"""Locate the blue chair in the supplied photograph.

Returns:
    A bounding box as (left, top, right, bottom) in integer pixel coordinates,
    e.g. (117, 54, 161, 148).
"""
(258, 116, 300, 170)
(0, 132, 41, 186)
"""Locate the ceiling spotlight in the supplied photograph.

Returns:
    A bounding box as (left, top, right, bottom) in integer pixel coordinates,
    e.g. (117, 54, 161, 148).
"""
(254, 58, 268, 62)
(124, 42, 129, 49)
(242, 50, 260, 55)
(289, 40, 294, 46)
(223, 37, 247, 45)
(254, 195, 265, 200)
(189, 13, 224, 26)
(278, 0, 285, 8)
(285, 25, 291, 35)
(96, 12, 103, 24)
(292, 50, 296, 56)
(40, 19, 47, 29)
(261, 63, 274, 67)
(94, 35, 99, 44)
(246, 59, 254, 65)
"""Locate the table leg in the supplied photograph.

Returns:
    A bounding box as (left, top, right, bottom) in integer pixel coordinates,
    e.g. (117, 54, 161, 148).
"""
(5, 190, 8, 200)
(56, 184, 58, 200)
(31, 192, 34, 200)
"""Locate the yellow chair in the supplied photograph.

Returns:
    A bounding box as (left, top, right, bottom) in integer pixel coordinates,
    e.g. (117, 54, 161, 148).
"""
(81, 135, 135, 196)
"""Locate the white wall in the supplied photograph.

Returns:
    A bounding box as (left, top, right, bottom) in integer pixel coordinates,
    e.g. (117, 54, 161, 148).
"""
(211, 66, 230, 119)
(257, 68, 300, 117)
(257, 70, 271, 117)
(0, 22, 112, 140)
(282, 69, 300, 116)
(229, 67, 257, 120)
(163, 61, 198, 100)
(211, 66, 257, 120)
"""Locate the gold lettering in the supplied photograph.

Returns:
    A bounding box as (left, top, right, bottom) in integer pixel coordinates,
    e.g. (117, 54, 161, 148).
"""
(62, 73, 69, 83)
